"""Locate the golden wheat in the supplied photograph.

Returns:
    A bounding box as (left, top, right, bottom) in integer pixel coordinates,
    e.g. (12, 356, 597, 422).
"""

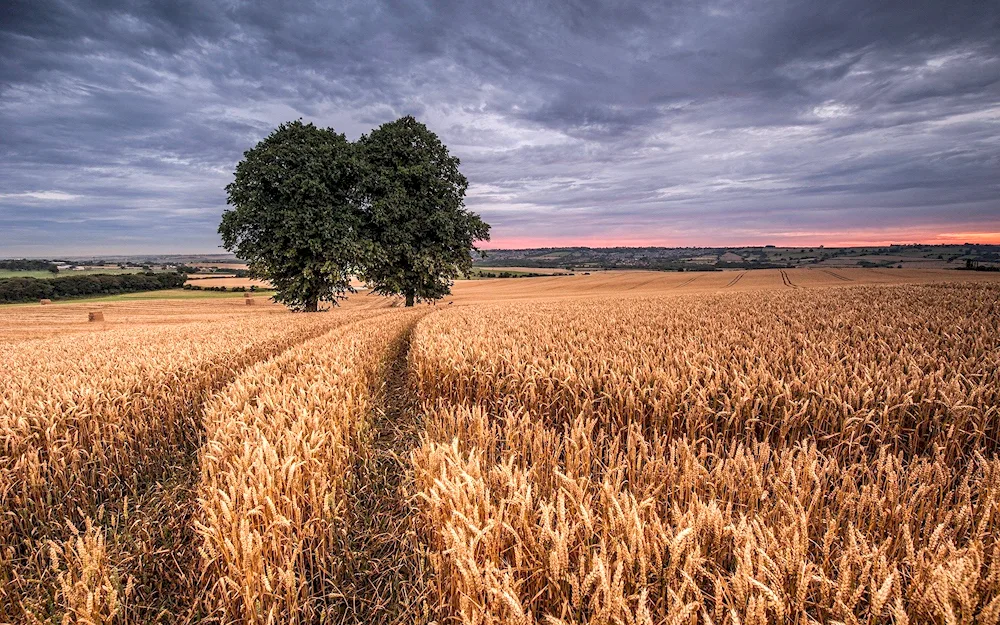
(195, 310, 421, 623)
(3, 277, 999, 624)
(410, 283, 1000, 624)
(412, 284, 1000, 460)
(1, 309, 373, 621)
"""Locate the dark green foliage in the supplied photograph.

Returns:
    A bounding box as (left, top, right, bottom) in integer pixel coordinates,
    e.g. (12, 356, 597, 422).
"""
(0, 278, 54, 302)
(219, 117, 490, 310)
(715, 261, 789, 270)
(220, 121, 362, 312)
(0, 259, 58, 271)
(357, 116, 490, 306)
(0, 272, 186, 304)
(184, 284, 230, 291)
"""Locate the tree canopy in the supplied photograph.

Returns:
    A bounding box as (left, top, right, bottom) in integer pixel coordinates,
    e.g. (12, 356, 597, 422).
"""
(357, 116, 490, 306)
(219, 120, 361, 312)
(220, 116, 490, 310)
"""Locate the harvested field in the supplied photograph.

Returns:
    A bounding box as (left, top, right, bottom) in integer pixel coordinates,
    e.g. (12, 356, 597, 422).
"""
(193, 262, 250, 270)
(184, 276, 272, 288)
(0, 290, 391, 343)
(470, 266, 576, 274)
(1, 270, 999, 623)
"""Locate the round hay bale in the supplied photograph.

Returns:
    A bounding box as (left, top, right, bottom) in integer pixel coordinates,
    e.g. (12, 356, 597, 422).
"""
(88, 311, 104, 322)
(39, 299, 52, 305)
(245, 298, 255, 306)
(243, 292, 252, 298)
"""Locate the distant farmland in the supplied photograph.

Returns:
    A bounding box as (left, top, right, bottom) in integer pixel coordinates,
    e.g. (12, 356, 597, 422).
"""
(0, 267, 145, 279)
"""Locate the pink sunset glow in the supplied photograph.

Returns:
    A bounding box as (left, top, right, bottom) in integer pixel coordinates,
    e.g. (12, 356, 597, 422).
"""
(485, 229, 1000, 249)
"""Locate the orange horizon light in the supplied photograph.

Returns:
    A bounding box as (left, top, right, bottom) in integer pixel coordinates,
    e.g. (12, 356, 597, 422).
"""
(482, 230, 1000, 249)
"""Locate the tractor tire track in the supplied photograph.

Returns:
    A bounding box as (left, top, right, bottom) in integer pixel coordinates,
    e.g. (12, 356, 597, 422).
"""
(779, 270, 801, 289)
(821, 269, 853, 282)
(674, 275, 700, 289)
(725, 272, 746, 288)
(338, 314, 431, 625)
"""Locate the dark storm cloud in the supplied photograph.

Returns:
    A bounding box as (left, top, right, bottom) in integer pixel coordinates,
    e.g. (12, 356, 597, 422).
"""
(1, 0, 999, 254)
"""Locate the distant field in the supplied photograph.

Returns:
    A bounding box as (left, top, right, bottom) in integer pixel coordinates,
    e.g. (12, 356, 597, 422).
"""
(474, 265, 574, 274)
(193, 262, 249, 270)
(445, 266, 1000, 303)
(92, 288, 275, 301)
(8, 267, 997, 313)
(0, 288, 277, 312)
(479, 243, 1000, 271)
(0, 268, 145, 279)
(465, 266, 573, 279)
(184, 276, 271, 288)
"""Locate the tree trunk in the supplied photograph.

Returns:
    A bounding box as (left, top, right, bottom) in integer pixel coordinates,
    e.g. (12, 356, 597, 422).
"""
(404, 289, 415, 307)
(305, 298, 319, 312)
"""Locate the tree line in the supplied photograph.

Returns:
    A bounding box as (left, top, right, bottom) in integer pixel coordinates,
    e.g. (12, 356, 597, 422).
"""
(0, 259, 60, 272)
(0, 272, 186, 304)
(219, 116, 490, 311)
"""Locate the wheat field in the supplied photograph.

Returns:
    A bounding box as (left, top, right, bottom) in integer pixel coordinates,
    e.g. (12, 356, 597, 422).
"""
(1, 270, 999, 624)
(410, 283, 1000, 625)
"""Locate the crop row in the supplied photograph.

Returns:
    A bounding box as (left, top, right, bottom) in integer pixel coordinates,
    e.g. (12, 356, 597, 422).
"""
(196, 310, 420, 623)
(1, 309, 379, 620)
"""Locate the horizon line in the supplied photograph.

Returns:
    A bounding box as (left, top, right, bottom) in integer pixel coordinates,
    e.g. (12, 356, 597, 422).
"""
(5, 240, 1000, 259)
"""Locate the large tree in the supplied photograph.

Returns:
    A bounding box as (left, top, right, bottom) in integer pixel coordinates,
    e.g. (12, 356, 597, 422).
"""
(357, 116, 490, 306)
(219, 120, 361, 311)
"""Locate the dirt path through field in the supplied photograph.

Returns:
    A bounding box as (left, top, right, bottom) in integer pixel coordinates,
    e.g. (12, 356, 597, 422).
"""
(84, 320, 352, 624)
(337, 318, 430, 625)
(112, 454, 203, 623)
(101, 311, 421, 624)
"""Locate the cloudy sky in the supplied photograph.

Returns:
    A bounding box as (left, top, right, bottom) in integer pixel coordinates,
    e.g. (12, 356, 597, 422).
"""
(1, 0, 998, 255)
